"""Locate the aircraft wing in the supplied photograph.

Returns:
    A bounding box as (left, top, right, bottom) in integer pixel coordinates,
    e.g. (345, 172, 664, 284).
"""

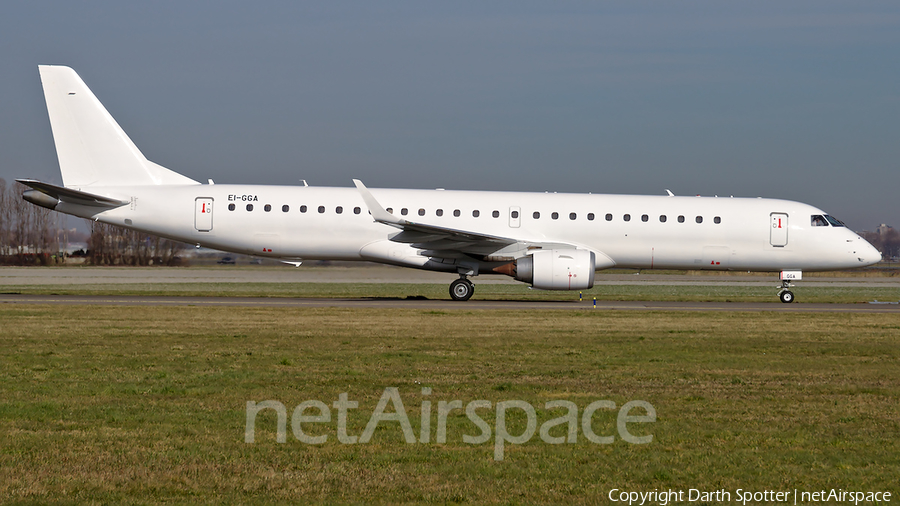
(386, 222, 517, 255)
(17, 179, 128, 208)
(354, 179, 564, 257)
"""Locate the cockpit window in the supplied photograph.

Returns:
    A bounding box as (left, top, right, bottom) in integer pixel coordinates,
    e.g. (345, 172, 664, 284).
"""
(824, 215, 845, 227)
(811, 215, 829, 227)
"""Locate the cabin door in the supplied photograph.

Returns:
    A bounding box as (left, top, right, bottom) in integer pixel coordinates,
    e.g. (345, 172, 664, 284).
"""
(195, 198, 214, 232)
(770, 213, 787, 247)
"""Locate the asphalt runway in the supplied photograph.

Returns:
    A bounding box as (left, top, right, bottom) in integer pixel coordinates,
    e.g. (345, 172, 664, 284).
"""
(3, 265, 900, 287)
(2, 266, 898, 313)
(1, 294, 898, 313)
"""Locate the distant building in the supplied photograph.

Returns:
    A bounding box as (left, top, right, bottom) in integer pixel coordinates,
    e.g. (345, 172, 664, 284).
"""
(875, 224, 894, 236)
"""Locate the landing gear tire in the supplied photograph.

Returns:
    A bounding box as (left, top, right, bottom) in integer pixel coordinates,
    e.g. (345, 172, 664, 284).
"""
(777, 274, 798, 303)
(450, 278, 474, 301)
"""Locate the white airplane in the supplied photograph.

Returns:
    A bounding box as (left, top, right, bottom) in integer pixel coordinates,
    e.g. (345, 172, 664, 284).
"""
(20, 66, 881, 302)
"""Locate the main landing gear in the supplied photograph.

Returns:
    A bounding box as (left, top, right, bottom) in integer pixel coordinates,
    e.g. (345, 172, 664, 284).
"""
(449, 276, 475, 301)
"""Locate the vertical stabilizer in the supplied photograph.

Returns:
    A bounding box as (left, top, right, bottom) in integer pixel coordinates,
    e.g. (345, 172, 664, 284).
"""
(39, 65, 198, 187)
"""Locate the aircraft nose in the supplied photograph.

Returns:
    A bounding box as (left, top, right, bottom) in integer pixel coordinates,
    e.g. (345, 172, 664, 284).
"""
(858, 239, 882, 266)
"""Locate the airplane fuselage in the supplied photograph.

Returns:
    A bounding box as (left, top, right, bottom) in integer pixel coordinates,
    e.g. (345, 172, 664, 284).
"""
(58, 184, 878, 274)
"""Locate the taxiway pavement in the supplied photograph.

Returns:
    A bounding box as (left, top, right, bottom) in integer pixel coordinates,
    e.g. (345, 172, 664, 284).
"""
(1, 294, 897, 313)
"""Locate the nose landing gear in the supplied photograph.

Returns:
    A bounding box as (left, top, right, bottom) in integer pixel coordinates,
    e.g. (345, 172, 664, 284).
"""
(777, 270, 801, 303)
(778, 284, 795, 303)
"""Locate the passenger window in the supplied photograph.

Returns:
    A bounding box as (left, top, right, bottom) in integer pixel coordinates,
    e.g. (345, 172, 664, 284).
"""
(246, 204, 254, 212)
(714, 216, 721, 224)
(318, 206, 325, 214)
(811, 215, 829, 227)
(492, 210, 500, 218)
(623, 214, 631, 222)
(551, 212, 559, 220)
(511, 210, 519, 219)
(436, 209, 443, 217)
(386, 207, 393, 214)
(678, 215, 685, 223)
(354, 207, 361, 215)
(418, 208, 426, 216)
(641, 214, 648, 222)
(228, 203, 235, 211)
(587, 213, 594, 221)
(282, 205, 289, 212)
(695, 216, 703, 223)
(401, 208, 408, 216)
(659, 215, 667, 223)
(473, 210, 480, 218)
(264, 204, 272, 212)
(453, 209, 461, 217)
(569, 212, 576, 220)
(336, 206, 343, 214)
(300, 205, 307, 213)
(533, 211, 540, 219)
(605, 213, 613, 221)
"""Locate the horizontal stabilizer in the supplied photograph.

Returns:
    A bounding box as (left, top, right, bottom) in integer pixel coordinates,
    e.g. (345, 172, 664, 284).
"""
(17, 179, 127, 208)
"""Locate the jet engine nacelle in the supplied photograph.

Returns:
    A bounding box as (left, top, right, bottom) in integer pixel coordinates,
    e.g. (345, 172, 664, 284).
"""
(512, 249, 595, 290)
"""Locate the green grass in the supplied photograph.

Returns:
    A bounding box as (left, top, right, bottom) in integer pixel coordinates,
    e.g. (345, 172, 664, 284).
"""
(3, 280, 899, 303)
(1, 306, 898, 504)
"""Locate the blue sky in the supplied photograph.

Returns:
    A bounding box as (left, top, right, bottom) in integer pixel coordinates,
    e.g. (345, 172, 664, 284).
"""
(1, 1, 898, 230)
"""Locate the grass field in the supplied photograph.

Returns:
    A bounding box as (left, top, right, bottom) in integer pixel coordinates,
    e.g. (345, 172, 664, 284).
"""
(1, 305, 898, 504)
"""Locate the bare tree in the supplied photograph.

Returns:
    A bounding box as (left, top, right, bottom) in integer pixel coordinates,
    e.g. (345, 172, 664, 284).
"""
(862, 229, 900, 262)
(87, 221, 186, 266)
(3, 182, 58, 264)
(0, 178, 8, 257)
(882, 229, 900, 260)
(0, 181, 64, 264)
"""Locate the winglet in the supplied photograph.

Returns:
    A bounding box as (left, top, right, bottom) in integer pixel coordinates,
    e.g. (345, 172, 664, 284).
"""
(353, 179, 402, 225)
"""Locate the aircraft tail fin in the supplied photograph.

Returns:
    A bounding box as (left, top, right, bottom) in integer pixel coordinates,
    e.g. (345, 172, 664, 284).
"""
(38, 65, 198, 188)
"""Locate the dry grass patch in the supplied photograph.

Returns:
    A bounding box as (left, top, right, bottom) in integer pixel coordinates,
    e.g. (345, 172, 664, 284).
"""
(1, 306, 898, 504)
